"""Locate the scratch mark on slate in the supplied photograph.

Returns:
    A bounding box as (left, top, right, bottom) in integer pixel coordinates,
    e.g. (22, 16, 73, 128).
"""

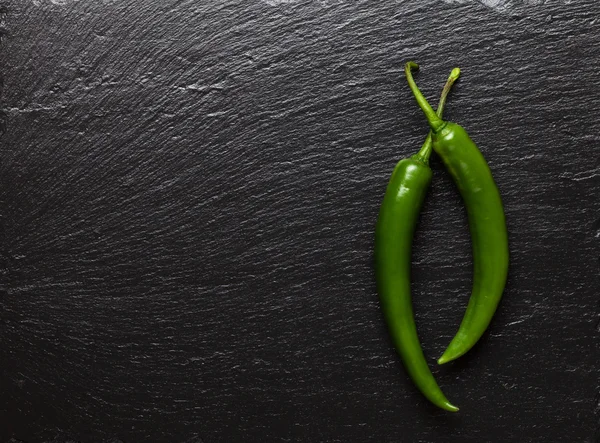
(439, 0, 572, 13)
(559, 168, 600, 182)
(593, 218, 600, 238)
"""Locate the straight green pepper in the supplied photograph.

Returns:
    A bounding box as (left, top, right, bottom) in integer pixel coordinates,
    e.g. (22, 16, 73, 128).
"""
(404, 62, 509, 364)
(375, 68, 460, 412)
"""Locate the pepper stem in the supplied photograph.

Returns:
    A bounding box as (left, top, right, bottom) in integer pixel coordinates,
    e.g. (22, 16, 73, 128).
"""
(405, 62, 447, 133)
(415, 67, 461, 162)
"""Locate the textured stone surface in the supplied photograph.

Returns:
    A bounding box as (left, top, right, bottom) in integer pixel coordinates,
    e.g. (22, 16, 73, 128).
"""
(0, 0, 598, 442)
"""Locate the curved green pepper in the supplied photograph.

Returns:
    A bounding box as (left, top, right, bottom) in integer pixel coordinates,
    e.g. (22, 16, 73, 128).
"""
(375, 68, 460, 412)
(404, 62, 509, 365)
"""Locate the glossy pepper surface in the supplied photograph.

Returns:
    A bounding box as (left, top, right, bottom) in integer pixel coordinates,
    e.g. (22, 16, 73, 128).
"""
(404, 62, 509, 365)
(375, 68, 460, 412)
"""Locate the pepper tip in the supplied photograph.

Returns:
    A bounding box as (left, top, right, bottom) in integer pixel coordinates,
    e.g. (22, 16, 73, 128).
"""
(438, 344, 467, 364)
(437, 355, 450, 365)
(443, 401, 460, 413)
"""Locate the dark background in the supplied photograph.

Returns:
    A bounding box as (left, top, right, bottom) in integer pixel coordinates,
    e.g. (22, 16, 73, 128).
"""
(0, 0, 598, 442)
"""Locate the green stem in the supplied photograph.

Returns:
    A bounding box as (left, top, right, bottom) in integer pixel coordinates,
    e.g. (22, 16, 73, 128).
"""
(405, 62, 446, 133)
(415, 67, 460, 162)
(438, 68, 461, 121)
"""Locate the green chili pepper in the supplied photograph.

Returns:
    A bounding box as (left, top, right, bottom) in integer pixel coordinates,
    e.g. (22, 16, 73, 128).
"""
(404, 62, 509, 365)
(375, 68, 460, 412)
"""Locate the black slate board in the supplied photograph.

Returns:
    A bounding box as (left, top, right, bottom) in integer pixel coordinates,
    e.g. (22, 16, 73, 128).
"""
(0, 0, 599, 442)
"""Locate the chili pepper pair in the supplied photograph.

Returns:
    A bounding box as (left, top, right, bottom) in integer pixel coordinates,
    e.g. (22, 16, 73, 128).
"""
(374, 62, 509, 412)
